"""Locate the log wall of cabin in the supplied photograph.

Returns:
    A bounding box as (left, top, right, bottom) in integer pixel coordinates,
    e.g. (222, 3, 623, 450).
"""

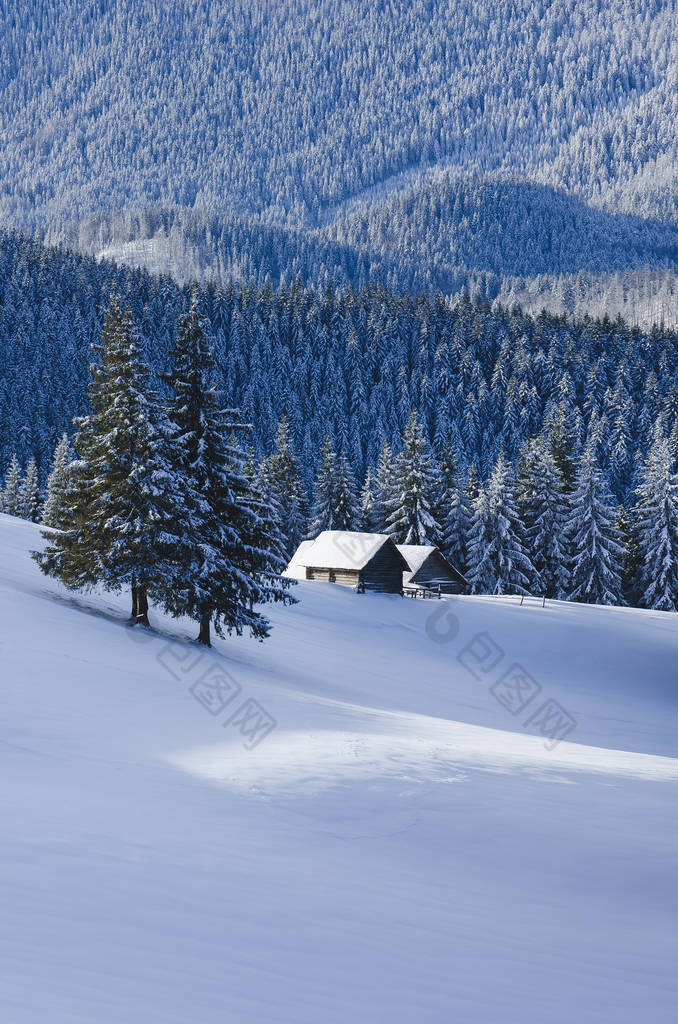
(306, 567, 361, 588)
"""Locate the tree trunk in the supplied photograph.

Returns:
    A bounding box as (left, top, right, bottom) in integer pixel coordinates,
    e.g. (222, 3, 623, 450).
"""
(197, 612, 211, 646)
(136, 584, 150, 627)
(131, 579, 150, 626)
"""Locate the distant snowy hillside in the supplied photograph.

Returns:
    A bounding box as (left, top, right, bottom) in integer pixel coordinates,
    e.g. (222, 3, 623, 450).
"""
(2, 513, 677, 1023)
(64, 185, 678, 326)
(3, 0, 677, 228)
(3, 0, 678, 314)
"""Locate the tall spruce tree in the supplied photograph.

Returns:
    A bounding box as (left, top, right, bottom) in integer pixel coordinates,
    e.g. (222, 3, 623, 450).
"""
(632, 421, 678, 611)
(160, 294, 292, 645)
(20, 457, 41, 522)
(543, 400, 580, 492)
(432, 444, 457, 551)
(565, 439, 624, 605)
(616, 503, 641, 606)
(385, 412, 441, 545)
(373, 440, 397, 532)
(517, 438, 569, 597)
(240, 456, 296, 613)
(442, 466, 474, 575)
(35, 298, 176, 625)
(2, 454, 23, 517)
(467, 451, 534, 595)
(261, 416, 307, 558)
(359, 466, 380, 532)
(41, 433, 75, 529)
(309, 436, 359, 535)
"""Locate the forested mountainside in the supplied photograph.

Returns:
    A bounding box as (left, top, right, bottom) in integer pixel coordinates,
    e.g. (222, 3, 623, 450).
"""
(2, 229, 677, 499)
(59, 179, 678, 291)
(2, 1, 676, 318)
(325, 179, 678, 285)
(47, 181, 678, 329)
(3, 0, 676, 229)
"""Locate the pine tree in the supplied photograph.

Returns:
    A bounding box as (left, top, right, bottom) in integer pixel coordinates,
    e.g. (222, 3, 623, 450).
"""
(432, 444, 457, 547)
(616, 504, 641, 606)
(467, 452, 534, 595)
(517, 439, 569, 597)
(240, 459, 296, 613)
(565, 440, 624, 605)
(440, 461, 479, 576)
(632, 423, 678, 611)
(261, 416, 307, 558)
(309, 436, 359, 535)
(160, 294, 292, 645)
(385, 412, 441, 545)
(441, 468, 473, 575)
(20, 457, 41, 522)
(373, 440, 396, 532)
(359, 466, 380, 532)
(35, 298, 177, 625)
(466, 462, 481, 502)
(543, 400, 580, 492)
(42, 433, 74, 529)
(2, 454, 23, 517)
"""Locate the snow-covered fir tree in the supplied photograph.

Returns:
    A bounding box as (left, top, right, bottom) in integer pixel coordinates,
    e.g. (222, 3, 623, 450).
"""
(632, 420, 678, 611)
(543, 399, 581, 492)
(309, 436, 359, 536)
(359, 466, 380, 532)
(260, 416, 307, 559)
(36, 298, 178, 625)
(20, 457, 41, 522)
(565, 438, 624, 606)
(41, 433, 75, 529)
(385, 412, 441, 545)
(517, 439, 569, 597)
(373, 441, 397, 533)
(160, 293, 292, 645)
(441, 466, 474, 576)
(616, 503, 641, 606)
(240, 456, 296, 613)
(432, 444, 457, 547)
(467, 452, 534, 595)
(2, 454, 23, 517)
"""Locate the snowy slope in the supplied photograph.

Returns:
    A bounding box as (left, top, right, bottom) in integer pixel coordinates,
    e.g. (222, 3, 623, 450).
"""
(2, 513, 677, 1023)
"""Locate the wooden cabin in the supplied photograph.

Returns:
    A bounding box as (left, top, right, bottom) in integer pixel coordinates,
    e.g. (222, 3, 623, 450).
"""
(285, 531, 409, 593)
(397, 544, 468, 596)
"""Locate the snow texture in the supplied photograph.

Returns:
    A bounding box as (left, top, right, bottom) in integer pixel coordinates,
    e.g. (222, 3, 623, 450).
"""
(2, 513, 678, 1023)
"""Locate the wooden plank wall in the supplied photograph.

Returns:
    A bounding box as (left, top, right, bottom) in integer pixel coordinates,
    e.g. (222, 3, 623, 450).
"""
(412, 553, 466, 594)
(362, 545, 404, 593)
(306, 567, 361, 588)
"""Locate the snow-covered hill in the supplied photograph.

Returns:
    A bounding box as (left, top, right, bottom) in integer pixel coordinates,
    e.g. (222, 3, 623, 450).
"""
(2, 513, 677, 1023)
(4, 1, 678, 228)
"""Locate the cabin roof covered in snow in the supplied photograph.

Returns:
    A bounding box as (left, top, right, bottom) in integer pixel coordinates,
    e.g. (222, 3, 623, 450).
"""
(396, 544, 439, 575)
(292, 531, 408, 571)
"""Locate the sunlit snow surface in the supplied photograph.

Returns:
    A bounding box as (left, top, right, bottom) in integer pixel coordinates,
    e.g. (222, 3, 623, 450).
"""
(1, 513, 677, 1023)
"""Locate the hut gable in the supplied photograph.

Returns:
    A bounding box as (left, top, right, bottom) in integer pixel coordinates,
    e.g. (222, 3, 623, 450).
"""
(284, 540, 315, 579)
(397, 544, 468, 595)
(285, 531, 408, 593)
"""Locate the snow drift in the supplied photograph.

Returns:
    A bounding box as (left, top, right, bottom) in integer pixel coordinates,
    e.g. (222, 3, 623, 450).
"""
(1, 513, 677, 1023)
